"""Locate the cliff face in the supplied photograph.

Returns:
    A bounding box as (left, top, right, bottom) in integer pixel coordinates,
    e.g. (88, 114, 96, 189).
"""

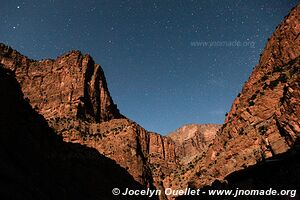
(51, 118, 153, 185)
(178, 4, 300, 190)
(0, 43, 223, 198)
(152, 124, 221, 196)
(0, 45, 154, 186)
(177, 149, 300, 200)
(0, 44, 122, 123)
(168, 124, 221, 164)
(0, 66, 151, 200)
(0, 44, 180, 189)
(3, 5, 298, 198)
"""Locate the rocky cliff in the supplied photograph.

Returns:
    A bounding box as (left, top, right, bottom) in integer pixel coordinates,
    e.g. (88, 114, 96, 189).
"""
(168, 124, 221, 164)
(175, 4, 300, 192)
(3, 5, 298, 198)
(0, 43, 223, 199)
(153, 124, 220, 198)
(0, 45, 156, 186)
(0, 66, 151, 200)
(0, 44, 180, 192)
(0, 44, 123, 123)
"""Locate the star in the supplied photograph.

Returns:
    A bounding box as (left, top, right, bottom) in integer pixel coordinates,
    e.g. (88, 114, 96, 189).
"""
(1, 0, 296, 134)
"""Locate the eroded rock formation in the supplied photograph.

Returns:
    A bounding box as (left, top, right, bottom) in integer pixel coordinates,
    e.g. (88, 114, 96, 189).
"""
(168, 124, 221, 164)
(2, 5, 298, 199)
(174, 4, 300, 193)
(0, 66, 150, 200)
(0, 45, 156, 186)
(0, 43, 221, 199)
(0, 45, 123, 123)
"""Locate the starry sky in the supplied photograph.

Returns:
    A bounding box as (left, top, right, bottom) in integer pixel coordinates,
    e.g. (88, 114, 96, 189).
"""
(1, 0, 299, 134)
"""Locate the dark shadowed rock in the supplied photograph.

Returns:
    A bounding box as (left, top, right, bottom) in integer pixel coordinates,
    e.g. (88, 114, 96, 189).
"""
(0, 66, 155, 200)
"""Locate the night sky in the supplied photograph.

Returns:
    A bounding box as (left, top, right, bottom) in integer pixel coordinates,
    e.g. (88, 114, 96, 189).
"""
(1, 0, 299, 134)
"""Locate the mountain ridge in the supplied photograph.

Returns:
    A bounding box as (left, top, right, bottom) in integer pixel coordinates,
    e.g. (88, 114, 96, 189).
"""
(171, 4, 300, 195)
(0, 4, 299, 200)
(0, 42, 220, 200)
(0, 65, 152, 200)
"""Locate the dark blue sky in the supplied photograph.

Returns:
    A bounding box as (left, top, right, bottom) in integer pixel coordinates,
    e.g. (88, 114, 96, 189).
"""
(1, 0, 299, 134)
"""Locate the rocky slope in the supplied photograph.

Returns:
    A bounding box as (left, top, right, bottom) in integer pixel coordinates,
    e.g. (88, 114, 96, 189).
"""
(174, 4, 300, 194)
(0, 66, 151, 200)
(168, 124, 221, 164)
(0, 45, 155, 186)
(177, 148, 300, 200)
(0, 43, 222, 199)
(3, 4, 298, 199)
(0, 44, 179, 194)
(156, 124, 221, 198)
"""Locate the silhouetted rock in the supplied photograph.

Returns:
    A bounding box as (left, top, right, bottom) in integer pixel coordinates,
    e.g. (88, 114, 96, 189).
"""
(0, 45, 157, 187)
(2, 4, 299, 200)
(0, 66, 154, 200)
(176, 149, 300, 200)
(0, 42, 219, 196)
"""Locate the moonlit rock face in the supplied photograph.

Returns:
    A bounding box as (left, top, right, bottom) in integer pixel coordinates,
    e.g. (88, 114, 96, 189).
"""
(1, 4, 299, 198)
(167, 124, 221, 164)
(180, 4, 300, 190)
(0, 44, 123, 123)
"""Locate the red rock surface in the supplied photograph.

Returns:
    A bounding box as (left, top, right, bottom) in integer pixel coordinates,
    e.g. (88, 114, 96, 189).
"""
(0, 46, 123, 123)
(175, 4, 300, 191)
(0, 46, 158, 188)
(0, 66, 152, 200)
(0, 43, 222, 200)
(168, 124, 221, 164)
(2, 5, 298, 199)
